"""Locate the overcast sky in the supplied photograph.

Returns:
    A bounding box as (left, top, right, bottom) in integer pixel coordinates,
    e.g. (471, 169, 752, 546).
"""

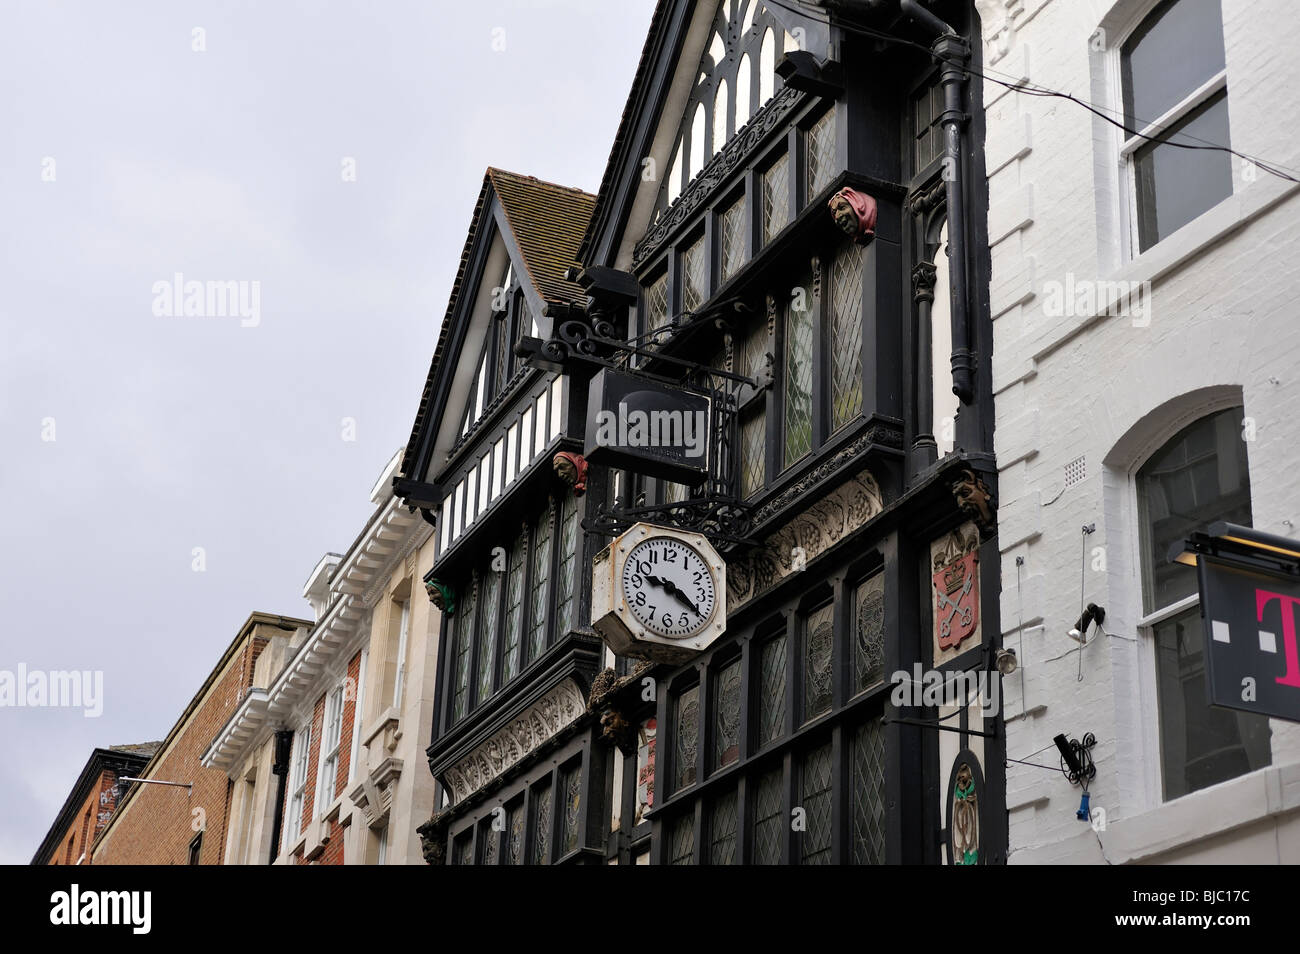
(0, 0, 654, 865)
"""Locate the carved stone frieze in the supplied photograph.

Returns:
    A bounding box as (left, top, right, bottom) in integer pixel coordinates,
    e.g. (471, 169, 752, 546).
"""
(634, 86, 804, 267)
(440, 678, 587, 806)
(728, 470, 884, 610)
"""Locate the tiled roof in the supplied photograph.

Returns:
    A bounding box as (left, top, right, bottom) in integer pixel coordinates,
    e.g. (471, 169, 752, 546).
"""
(398, 169, 595, 482)
(488, 168, 595, 306)
(109, 741, 162, 758)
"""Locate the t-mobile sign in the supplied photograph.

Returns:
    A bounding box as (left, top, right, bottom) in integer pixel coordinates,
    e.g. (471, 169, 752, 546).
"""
(1197, 554, 1300, 723)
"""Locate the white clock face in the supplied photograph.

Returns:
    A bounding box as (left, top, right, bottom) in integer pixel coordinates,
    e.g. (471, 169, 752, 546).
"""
(620, 537, 717, 639)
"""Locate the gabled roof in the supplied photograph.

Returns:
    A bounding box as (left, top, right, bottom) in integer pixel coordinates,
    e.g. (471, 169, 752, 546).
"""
(397, 168, 596, 484)
(577, 0, 679, 265)
(31, 742, 160, 865)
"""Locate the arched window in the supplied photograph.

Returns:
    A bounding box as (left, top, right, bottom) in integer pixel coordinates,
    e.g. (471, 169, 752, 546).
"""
(689, 103, 707, 180)
(735, 53, 753, 129)
(758, 28, 775, 106)
(1136, 405, 1269, 799)
(713, 79, 729, 156)
(1118, 0, 1231, 252)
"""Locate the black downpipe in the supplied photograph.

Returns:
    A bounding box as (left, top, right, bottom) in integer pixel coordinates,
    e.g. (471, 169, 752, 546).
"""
(900, 0, 975, 404)
(267, 729, 294, 865)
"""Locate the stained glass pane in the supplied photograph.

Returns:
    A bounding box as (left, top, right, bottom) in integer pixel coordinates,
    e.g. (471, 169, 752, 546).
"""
(853, 574, 886, 694)
(783, 295, 813, 468)
(851, 721, 886, 864)
(493, 317, 510, 397)
(739, 409, 765, 498)
(830, 243, 864, 430)
(713, 659, 742, 770)
(759, 635, 787, 746)
(502, 527, 526, 682)
(800, 741, 834, 865)
(804, 603, 834, 722)
(763, 153, 790, 244)
(674, 685, 700, 792)
(670, 812, 696, 865)
(739, 318, 768, 380)
(806, 108, 837, 199)
(708, 790, 738, 865)
(480, 819, 499, 865)
(559, 762, 582, 856)
(451, 578, 476, 724)
(752, 767, 784, 864)
(682, 234, 708, 315)
(530, 781, 551, 865)
(474, 567, 501, 706)
(555, 493, 579, 635)
(526, 509, 553, 662)
(454, 833, 472, 866)
(635, 717, 657, 826)
(644, 273, 669, 336)
(506, 802, 525, 865)
(721, 196, 748, 282)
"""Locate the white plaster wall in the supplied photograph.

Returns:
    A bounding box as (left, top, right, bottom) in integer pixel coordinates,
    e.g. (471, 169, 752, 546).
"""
(976, 0, 1300, 862)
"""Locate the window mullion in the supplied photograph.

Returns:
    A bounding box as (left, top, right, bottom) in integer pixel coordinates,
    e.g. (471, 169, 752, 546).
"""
(1120, 69, 1227, 156)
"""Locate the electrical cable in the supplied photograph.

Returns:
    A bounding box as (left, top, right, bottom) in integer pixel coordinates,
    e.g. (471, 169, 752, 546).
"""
(763, 0, 1300, 185)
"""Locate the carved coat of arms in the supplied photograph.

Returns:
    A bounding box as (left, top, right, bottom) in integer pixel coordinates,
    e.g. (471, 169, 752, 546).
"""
(931, 524, 980, 655)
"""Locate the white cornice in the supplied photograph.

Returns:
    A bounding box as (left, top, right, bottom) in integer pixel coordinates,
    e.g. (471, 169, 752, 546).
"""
(202, 498, 429, 772)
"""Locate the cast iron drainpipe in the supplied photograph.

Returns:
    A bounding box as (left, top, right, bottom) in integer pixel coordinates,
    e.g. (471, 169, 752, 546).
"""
(900, 0, 975, 404)
(267, 729, 293, 865)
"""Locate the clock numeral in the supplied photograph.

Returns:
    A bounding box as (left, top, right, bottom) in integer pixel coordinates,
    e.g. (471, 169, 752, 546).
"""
(679, 612, 690, 627)
(634, 591, 646, 607)
(661, 613, 673, 628)
(629, 573, 643, 589)
(665, 548, 677, 563)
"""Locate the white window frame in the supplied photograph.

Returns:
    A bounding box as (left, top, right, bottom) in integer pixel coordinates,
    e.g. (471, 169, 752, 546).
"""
(286, 724, 312, 844)
(393, 599, 411, 710)
(1104, 0, 1232, 263)
(317, 684, 345, 816)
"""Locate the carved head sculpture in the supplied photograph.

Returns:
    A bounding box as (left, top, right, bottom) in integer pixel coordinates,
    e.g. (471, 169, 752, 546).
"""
(951, 468, 996, 534)
(552, 451, 588, 497)
(425, 578, 455, 615)
(828, 187, 878, 245)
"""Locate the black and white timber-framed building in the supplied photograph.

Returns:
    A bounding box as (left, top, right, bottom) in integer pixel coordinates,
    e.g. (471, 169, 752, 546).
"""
(396, 0, 1006, 865)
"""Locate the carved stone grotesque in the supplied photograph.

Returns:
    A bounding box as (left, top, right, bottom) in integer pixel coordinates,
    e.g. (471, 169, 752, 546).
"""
(951, 468, 996, 538)
(425, 578, 454, 614)
(417, 815, 448, 866)
(552, 451, 588, 497)
(587, 665, 650, 757)
(828, 187, 878, 245)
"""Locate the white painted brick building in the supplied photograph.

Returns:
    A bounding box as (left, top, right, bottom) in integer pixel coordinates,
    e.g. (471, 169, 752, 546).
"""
(977, 0, 1300, 862)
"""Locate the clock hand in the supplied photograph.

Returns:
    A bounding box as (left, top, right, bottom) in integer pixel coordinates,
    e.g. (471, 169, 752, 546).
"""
(640, 573, 699, 615)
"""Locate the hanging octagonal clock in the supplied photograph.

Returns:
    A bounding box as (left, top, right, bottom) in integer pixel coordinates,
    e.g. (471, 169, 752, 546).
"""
(591, 523, 727, 663)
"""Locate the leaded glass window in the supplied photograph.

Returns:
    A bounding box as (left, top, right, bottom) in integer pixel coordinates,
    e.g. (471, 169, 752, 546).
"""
(851, 721, 886, 864)
(713, 658, 742, 770)
(739, 410, 766, 498)
(829, 243, 864, 430)
(758, 635, 787, 746)
(475, 567, 501, 705)
(912, 77, 945, 172)
(720, 196, 748, 282)
(674, 685, 700, 792)
(479, 818, 499, 865)
(751, 767, 784, 864)
(492, 314, 510, 398)
(783, 294, 813, 468)
(670, 812, 695, 865)
(763, 153, 790, 244)
(453, 832, 472, 866)
(501, 526, 526, 682)
(506, 801, 525, 865)
(799, 741, 833, 865)
(451, 577, 476, 723)
(806, 108, 837, 199)
(708, 790, 738, 865)
(853, 574, 886, 694)
(682, 234, 708, 315)
(644, 273, 669, 336)
(558, 762, 582, 856)
(526, 508, 553, 662)
(555, 493, 579, 635)
(530, 781, 551, 865)
(803, 603, 834, 722)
